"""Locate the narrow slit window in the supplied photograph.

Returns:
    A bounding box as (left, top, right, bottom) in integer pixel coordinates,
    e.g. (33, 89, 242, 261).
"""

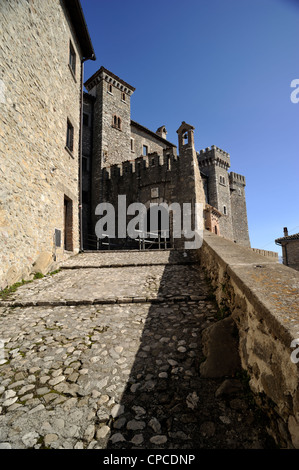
(69, 41, 76, 76)
(66, 119, 74, 152)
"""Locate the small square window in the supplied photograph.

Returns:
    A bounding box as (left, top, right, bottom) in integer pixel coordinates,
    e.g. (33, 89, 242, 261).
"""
(69, 41, 76, 76)
(83, 113, 89, 127)
(143, 145, 148, 156)
(66, 120, 74, 152)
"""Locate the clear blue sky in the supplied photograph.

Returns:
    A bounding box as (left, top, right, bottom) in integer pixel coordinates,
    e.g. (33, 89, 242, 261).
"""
(81, 0, 299, 255)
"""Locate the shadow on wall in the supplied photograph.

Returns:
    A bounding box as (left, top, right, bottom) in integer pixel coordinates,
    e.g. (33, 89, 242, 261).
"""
(104, 250, 273, 450)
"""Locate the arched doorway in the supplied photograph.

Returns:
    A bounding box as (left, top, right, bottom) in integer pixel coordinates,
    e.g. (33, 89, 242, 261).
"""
(140, 205, 171, 250)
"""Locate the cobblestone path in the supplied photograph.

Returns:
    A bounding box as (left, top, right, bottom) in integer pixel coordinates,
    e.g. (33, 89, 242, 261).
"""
(0, 250, 273, 449)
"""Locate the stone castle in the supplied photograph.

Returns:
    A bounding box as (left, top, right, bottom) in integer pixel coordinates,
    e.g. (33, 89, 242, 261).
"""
(0, 1, 251, 290)
(82, 66, 251, 250)
(1, 0, 299, 451)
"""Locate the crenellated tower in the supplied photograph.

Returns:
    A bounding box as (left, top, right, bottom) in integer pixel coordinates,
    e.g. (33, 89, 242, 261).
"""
(229, 172, 250, 247)
(84, 67, 135, 235)
(197, 146, 234, 241)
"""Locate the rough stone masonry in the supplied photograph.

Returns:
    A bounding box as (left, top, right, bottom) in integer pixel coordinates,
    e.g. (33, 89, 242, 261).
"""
(0, 250, 273, 449)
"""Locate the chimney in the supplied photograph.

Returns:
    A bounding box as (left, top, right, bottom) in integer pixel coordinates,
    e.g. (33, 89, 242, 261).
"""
(283, 227, 288, 237)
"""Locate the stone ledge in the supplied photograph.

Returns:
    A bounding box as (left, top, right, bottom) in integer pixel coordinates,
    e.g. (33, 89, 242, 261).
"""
(198, 230, 299, 449)
(201, 230, 299, 344)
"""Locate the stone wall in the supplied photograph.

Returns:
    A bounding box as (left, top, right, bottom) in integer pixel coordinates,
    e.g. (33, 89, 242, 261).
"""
(198, 147, 234, 242)
(130, 122, 174, 159)
(283, 240, 299, 272)
(82, 94, 94, 246)
(252, 248, 279, 260)
(198, 230, 299, 448)
(98, 124, 206, 250)
(85, 68, 134, 232)
(229, 172, 250, 247)
(0, 0, 83, 289)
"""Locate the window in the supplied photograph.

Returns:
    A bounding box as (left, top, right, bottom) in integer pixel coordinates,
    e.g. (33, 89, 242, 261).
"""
(238, 188, 242, 196)
(112, 115, 121, 130)
(66, 119, 74, 152)
(64, 196, 73, 251)
(108, 83, 113, 94)
(130, 138, 134, 152)
(151, 158, 155, 166)
(122, 92, 126, 101)
(69, 41, 76, 77)
(83, 113, 89, 127)
(143, 145, 148, 156)
(223, 205, 227, 215)
(220, 175, 226, 185)
(167, 155, 171, 171)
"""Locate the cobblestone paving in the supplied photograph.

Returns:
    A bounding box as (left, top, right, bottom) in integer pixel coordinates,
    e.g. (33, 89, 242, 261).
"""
(0, 251, 273, 449)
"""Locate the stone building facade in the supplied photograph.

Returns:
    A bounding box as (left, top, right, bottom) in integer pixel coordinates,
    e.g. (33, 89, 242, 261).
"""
(275, 228, 299, 271)
(198, 148, 250, 246)
(0, 0, 95, 289)
(82, 67, 250, 249)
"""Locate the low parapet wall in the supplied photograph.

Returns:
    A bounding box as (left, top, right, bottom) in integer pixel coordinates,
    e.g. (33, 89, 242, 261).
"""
(198, 230, 299, 448)
(252, 248, 279, 259)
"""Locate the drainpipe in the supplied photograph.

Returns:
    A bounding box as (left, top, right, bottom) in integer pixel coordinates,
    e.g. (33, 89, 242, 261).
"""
(79, 54, 96, 252)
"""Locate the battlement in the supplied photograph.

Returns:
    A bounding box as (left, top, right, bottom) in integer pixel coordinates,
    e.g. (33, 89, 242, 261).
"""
(197, 145, 230, 169)
(198, 145, 230, 158)
(102, 148, 180, 181)
(229, 171, 246, 187)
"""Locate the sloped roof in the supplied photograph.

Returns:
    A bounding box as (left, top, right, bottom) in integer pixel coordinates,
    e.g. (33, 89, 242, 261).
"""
(275, 233, 299, 244)
(131, 120, 176, 148)
(64, 0, 96, 59)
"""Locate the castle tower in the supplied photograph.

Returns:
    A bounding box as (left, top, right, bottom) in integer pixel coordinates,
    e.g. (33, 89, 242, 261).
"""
(176, 122, 206, 247)
(229, 172, 250, 247)
(197, 146, 234, 241)
(84, 67, 135, 228)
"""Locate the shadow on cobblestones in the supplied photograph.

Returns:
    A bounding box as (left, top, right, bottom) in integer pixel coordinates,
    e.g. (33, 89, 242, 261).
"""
(0, 250, 274, 449)
(106, 251, 273, 450)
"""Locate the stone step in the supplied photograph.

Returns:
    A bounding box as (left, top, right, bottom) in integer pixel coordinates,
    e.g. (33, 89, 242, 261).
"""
(0, 294, 208, 308)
